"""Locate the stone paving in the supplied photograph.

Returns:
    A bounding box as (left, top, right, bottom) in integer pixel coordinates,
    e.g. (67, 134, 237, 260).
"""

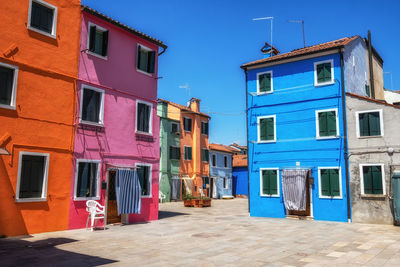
(1, 198, 400, 266)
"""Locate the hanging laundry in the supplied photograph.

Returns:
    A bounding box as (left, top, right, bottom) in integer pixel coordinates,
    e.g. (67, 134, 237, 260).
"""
(170, 176, 180, 200)
(281, 169, 309, 211)
(183, 177, 193, 196)
(115, 169, 142, 215)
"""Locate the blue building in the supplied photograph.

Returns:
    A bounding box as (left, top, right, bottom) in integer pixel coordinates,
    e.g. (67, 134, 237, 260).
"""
(232, 155, 248, 197)
(209, 144, 234, 198)
(241, 36, 376, 222)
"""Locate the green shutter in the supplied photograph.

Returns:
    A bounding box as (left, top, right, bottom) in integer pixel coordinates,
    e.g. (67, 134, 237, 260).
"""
(317, 63, 332, 83)
(369, 112, 381, 136)
(259, 73, 271, 93)
(260, 119, 267, 140)
(359, 113, 369, 136)
(317, 64, 324, 83)
(266, 118, 275, 140)
(365, 85, 371, 97)
(326, 111, 337, 136)
(320, 169, 330, 196)
(324, 63, 332, 82)
(101, 31, 109, 57)
(318, 112, 328, 137)
(269, 170, 278, 195)
(205, 150, 209, 162)
(329, 169, 340, 197)
(363, 166, 373, 194)
(188, 147, 192, 160)
(371, 166, 383, 194)
(262, 170, 270, 195)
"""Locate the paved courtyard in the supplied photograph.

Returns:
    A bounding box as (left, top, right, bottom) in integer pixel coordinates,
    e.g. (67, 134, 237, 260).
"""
(1, 198, 400, 266)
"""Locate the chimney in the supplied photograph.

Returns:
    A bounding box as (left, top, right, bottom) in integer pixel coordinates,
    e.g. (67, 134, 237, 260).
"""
(261, 42, 279, 58)
(189, 97, 200, 112)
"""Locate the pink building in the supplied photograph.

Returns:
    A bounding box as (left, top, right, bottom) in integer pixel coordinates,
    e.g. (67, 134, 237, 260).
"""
(68, 6, 167, 229)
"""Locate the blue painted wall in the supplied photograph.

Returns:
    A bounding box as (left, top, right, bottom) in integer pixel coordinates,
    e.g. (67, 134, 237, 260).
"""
(232, 166, 248, 196)
(209, 150, 233, 197)
(247, 53, 349, 222)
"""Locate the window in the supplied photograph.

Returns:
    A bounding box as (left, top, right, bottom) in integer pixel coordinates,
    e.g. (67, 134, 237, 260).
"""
(171, 122, 179, 134)
(183, 117, 192, 132)
(365, 84, 370, 97)
(137, 45, 155, 74)
(360, 164, 385, 195)
(257, 115, 276, 142)
(28, 0, 57, 37)
(136, 100, 153, 134)
(0, 62, 18, 109)
(80, 85, 104, 125)
(184, 146, 192, 160)
(169, 146, 180, 160)
(356, 110, 383, 137)
(201, 121, 209, 135)
(257, 71, 273, 94)
(136, 164, 152, 197)
(223, 177, 228, 189)
(88, 23, 109, 58)
(212, 154, 216, 167)
(316, 109, 338, 139)
(201, 149, 209, 162)
(202, 176, 209, 189)
(260, 168, 279, 197)
(318, 167, 341, 198)
(314, 60, 334, 86)
(16, 152, 49, 202)
(75, 160, 100, 200)
(224, 156, 228, 168)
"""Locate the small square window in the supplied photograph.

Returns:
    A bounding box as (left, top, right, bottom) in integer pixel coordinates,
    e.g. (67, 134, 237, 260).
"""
(260, 168, 279, 197)
(0, 63, 18, 109)
(184, 146, 192, 160)
(201, 121, 209, 135)
(136, 164, 152, 197)
(137, 45, 155, 74)
(257, 71, 273, 94)
(28, 0, 57, 37)
(223, 177, 228, 189)
(75, 161, 100, 199)
(80, 86, 104, 125)
(212, 154, 216, 167)
(319, 168, 341, 198)
(360, 164, 385, 195)
(17, 152, 49, 201)
(88, 23, 109, 58)
(314, 60, 334, 86)
(316, 109, 338, 139)
(169, 146, 180, 160)
(201, 149, 209, 162)
(171, 122, 179, 134)
(136, 100, 153, 134)
(258, 115, 276, 142)
(224, 156, 228, 168)
(183, 117, 192, 132)
(356, 110, 383, 137)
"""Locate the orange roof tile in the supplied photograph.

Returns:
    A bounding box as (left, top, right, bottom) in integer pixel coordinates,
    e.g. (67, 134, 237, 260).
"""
(241, 36, 359, 69)
(233, 155, 247, 167)
(158, 98, 210, 118)
(209, 143, 236, 154)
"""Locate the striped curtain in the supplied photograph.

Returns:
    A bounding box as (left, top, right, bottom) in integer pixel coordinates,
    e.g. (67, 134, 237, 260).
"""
(281, 169, 309, 211)
(170, 176, 180, 200)
(115, 169, 142, 215)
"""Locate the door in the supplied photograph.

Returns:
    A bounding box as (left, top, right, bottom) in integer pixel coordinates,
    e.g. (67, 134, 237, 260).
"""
(107, 170, 121, 224)
(288, 175, 311, 217)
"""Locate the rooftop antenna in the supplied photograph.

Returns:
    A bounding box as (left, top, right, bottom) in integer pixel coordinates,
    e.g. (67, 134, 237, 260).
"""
(253, 16, 274, 56)
(179, 83, 191, 98)
(383, 71, 393, 90)
(288, 20, 305, 48)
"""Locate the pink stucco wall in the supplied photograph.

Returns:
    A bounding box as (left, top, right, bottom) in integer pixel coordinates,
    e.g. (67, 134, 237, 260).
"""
(68, 11, 161, 230)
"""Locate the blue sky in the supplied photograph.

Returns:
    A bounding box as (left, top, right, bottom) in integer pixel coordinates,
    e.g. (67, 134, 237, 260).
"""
(82, 0, 400, 146)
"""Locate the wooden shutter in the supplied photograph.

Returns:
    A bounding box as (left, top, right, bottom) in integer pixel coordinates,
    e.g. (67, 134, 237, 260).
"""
(205, 150, 209, 162)
(327, 111, 337, 136)
(266, 118, 274, 140)
(363, 166, 373, 194)
(269, 170, 278, 195)
(369, 112, 381, 136)
(89, 26, 96, 52)
(205, 122, 209, 135)
(260, 119, 267, 140)
(365, 85, 370, 97)
(137, 45, 141, 69)
(318, 112, 328, 137)
(320, 169, 330, 196)
(148, 51, 155, 73)
(371, 166, 383, 194)
(324, 63, 332, 81)
(359, 113, 369, 136)
(262, 170, 270, 195)
(0, 66, 14, 105)
(188, 147, 192, 160)
(101, 31, 109, 57)
(329, 169, 340, 197)
(212, 154, 216, 166)
(259, 73, 271, 92)
(317, 64, 324, 83)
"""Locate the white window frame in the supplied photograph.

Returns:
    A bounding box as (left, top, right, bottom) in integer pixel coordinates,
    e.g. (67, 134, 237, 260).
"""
(74, 159, 101, 201)
(79, 84, 105, 127)
(211, 154, 216, 167)
(184, 145, 192, 161)
(314, 59, 334, 86)
(135, 99, 153, 135)
(355, 109, 384, 138)
(87, 22, 108, 60)
(257, 115, 276, 143)
(183, 117, 192, 132)
(27, 0, 57, 38)
(0, 62, 18, 110)
(135, 162, 152, 198)
(259, 167, 280, 197)
(315, 108, 339, 139)
(136, 44, 155, 76)
(16, 151, 50, 202)
(318, 167, 342, 199)
(359, 163, 386, 196)
(257, 70, 273, 95)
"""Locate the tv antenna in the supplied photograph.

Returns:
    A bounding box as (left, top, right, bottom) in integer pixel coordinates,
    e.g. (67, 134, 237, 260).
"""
(253, 17, 274, 56)
(384, 71, 393, 90)
(179, 83, 191, 98)
(288, 20, 305, 48)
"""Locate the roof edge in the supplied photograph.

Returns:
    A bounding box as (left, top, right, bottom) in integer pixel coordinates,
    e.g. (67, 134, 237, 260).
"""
(346, 92, 400, 109)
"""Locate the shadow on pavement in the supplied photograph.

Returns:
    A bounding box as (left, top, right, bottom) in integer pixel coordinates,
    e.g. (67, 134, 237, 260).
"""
(0, 237, 117, 267)
(158, 211, 189, 220)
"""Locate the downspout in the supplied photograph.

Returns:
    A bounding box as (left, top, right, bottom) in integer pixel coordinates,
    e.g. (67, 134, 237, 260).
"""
(367, 30, 375, 99)
(245, 69, 250, 213)
(158, 45, 167, 56)
(340, 50, 351, 223)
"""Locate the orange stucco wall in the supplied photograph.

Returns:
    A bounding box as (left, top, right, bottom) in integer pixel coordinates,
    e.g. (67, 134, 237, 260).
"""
(179, 109, 210, 196)
(0, 0, 81, 236)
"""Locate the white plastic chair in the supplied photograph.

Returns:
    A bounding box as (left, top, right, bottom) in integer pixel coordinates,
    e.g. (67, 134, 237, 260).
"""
(86, 200, 105, 232)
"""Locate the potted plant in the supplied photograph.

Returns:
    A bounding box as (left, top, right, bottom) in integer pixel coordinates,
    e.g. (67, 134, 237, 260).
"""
(183, 194, 211, 208)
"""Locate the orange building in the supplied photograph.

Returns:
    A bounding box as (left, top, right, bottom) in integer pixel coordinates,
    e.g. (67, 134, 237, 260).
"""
(0, 0, 81, 236)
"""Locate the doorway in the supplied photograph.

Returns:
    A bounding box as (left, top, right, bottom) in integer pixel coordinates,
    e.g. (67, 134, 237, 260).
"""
(106, 170, 121, 224)
(287, 173, 311, 217)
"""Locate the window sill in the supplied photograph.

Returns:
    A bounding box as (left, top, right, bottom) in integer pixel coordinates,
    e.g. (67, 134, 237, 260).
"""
(136, 68, 154, 77)
(87, 51, 108, 60)
(257, 140, 276, 144)
(319, 195, 342, 199)
(74, 196, 100, 201)
(0, 104, 16, 110)
(15, 197, 47, 203)
(27, 26, 56, 39)
(80, 121, 104, 128)
(360, 194, 387, 200)
(260, 194, 280, 198)
(316, 136, 339, 140)
(358, 135, 383, 139)
(135, 131, 153, 136)
(314, 81, 334, 87)
(257, 91, 273, 96)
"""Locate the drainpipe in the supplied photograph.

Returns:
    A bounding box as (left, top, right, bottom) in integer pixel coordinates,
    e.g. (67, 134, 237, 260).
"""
(367, 30, 375, 99)
(245, 69, 250, 213)
(340, 50, 351, 223)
